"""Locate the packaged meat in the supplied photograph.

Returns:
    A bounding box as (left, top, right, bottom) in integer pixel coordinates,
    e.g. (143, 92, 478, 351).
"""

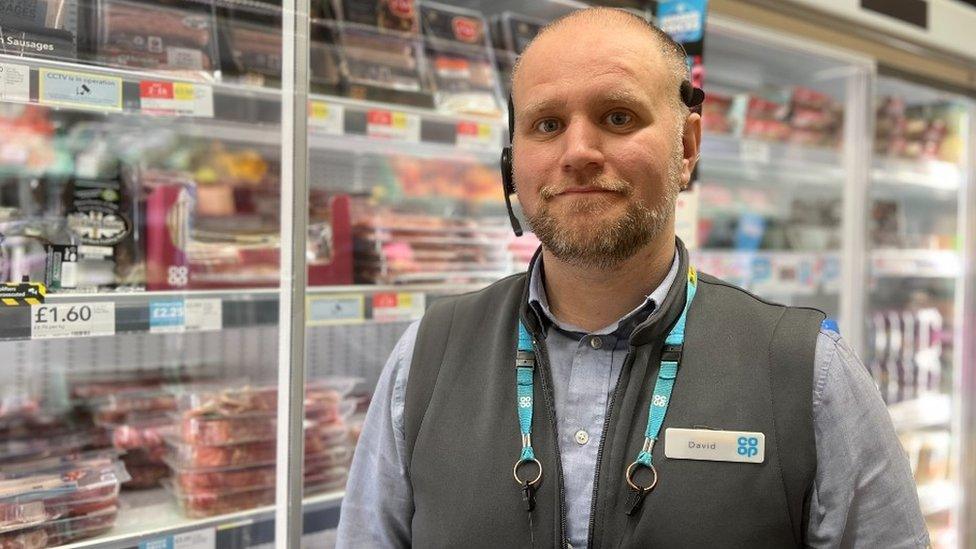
(420, 2, 501, 117)
(174, 451, 351, 492)
(91, 389, 177, 424)
(216, 0, 282, 86)
(334, 0, 434, 107)
(0, 0, 80, 62)
(174, 378, 357, 418)
(0, 431, 107, 465)
(164, 469, 347, 518)
(95, 0, 218, 77)
(103, 413, 171, 455)
(164, 422, 350, 470)
(45, 507, 118, 546)
(174, 398, 354, 446)
(121, 461, 168, 490)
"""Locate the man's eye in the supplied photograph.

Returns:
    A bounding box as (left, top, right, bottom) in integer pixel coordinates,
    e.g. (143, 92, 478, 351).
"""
(605, 112, 633, 127)
(535, 119, 562, 133)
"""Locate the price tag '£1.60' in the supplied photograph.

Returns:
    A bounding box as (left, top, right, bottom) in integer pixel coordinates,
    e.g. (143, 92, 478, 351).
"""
(31, 302, 115, 339)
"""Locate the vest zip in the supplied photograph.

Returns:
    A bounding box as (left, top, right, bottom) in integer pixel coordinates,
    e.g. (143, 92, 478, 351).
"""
(531, 336, 569, 547)
(585, 348, 636, 549)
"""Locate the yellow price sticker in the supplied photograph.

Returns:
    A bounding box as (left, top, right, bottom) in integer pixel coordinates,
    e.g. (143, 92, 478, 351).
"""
(310, 101, 329, 120)
(392, 111, 408, 129)
(173, 83, 195, 101)
(397, 293, 413, 308)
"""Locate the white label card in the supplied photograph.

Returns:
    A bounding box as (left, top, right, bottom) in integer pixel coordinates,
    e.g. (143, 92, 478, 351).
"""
(31, 302, 115, 339)
(0, 63, 30, 102)
(307, 294, 365, 326)
(185, 298, 222, 332)
(664, 427, 765, 464)
(366, 109, 420, 142)
(309, 101, 344, 135)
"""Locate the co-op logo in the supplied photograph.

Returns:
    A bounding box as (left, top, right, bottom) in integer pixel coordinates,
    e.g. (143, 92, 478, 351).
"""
(737, 436, 759, 458)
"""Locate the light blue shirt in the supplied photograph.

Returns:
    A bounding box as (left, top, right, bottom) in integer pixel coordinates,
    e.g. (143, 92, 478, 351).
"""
(336, 254, 929, 548)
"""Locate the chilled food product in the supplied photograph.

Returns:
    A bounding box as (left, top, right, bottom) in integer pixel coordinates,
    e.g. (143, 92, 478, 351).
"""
(91, 390, 176, 425)
(0, 0, 80, 62)
(174, 449, 351, 492)
(0, 453, 126, 546)
(165, 422, 350, 470)
(165, 467, 348, 518)
(335, 0, 433, 107)
(174, 379, 357, 418)
(216, 0, 282, 86)
(420, 2, 501, 117)
(95, 0, 218, 75)
(353, 211, 513, 284)
(101, 413, 172, 489)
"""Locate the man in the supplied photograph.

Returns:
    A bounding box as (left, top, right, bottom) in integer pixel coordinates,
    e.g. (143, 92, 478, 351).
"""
(337, 8, 927, 548)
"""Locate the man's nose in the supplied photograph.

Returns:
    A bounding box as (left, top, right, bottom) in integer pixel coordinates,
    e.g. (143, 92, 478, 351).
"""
(560, 118, 605, 175)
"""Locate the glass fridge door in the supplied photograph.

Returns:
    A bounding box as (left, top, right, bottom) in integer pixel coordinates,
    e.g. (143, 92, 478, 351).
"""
(866, 75, 973, 549)
(692, 17, 871, 327)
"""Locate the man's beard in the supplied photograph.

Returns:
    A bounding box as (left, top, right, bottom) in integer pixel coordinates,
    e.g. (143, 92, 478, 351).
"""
(525, 144, 683, 270)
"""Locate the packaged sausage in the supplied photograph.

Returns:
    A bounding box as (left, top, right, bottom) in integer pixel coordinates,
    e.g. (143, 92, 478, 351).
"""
(420, 2, 501, 117)
(334, 0, 434, 107)
(94, 0, 219, 78)
(0, 0, 80, 62)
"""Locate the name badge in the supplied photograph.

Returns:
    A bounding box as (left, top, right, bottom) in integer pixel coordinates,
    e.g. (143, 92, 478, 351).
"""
(664, 428, 765, 464)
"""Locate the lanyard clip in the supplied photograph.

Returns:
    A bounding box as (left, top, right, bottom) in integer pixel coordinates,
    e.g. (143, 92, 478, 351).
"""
(521, 480, 536, 512)
(660, 344, 682, 363)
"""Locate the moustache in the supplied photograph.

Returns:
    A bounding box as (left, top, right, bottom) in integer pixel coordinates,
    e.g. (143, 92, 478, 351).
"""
(539, 177, 633, 200)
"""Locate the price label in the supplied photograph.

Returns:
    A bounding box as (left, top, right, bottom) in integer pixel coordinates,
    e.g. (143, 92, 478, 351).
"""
(140, 81, 213, 117)
(309, 101, 344, 135)
(366, 109, 420, 142)
(185, 298, 222, 332)
(139, 526, 214, 549)
(31, 302, 115, 339)
(150, 300, 185, 333)
(0, 63, 30, 103)
(740, 139, 771, 164)
(456, 121, 500, 150)
(38, 69, 122, 111)
(372, 292, 426, 323)
(307, 294, 365, 326)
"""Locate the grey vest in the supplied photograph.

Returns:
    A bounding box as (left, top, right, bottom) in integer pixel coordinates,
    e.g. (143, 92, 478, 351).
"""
(404, 245, 824, 548)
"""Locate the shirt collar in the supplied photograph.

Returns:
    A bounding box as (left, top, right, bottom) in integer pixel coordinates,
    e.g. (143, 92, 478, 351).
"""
(527, 248, 681, 338)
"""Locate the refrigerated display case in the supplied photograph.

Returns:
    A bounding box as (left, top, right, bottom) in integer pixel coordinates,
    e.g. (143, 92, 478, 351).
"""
(1, 0, 975, 547)
(864, 76, 974, 549)
(690, 18, 870, 324)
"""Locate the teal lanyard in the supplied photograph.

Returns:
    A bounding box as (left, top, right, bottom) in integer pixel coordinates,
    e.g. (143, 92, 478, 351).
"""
(514, 266, 698, 516)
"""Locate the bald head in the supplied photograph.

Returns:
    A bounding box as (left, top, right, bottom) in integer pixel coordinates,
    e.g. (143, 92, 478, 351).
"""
(511, 8, 690, 117)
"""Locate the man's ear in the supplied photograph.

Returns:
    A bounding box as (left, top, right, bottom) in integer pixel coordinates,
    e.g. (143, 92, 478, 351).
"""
(681, 112, 702, 189)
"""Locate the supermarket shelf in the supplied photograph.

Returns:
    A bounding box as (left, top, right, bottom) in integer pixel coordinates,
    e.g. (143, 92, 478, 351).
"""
(62, 489, 343, 549)
(872, 157, 964, 192)
(916, 481, 958, 517)
(870, 249, 961, 278)
(692, 250, 842, 297)
(888, 393, 952, 432)
(699, 134, 845, 188)
(0, 283, 487, 341)
(0, 54, 504, 155)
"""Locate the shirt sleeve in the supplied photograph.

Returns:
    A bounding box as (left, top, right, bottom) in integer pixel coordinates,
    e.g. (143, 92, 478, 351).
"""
(335, 321, 419, 549)
(805, 329, 930, 548)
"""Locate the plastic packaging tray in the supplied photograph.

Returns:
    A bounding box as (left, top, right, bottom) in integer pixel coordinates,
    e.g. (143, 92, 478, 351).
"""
(163, 473, 347, 519)
(0, 505, 119, 548)
(163, 423, 349, 470)
(173, 447, 351, 491)
(173, 378, 358, 417)
(173, 399, 355, 445)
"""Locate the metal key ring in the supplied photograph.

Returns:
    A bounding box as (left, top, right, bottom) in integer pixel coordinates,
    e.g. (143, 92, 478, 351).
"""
(513, 458, 543, 487)
(625, 461, 658, 493)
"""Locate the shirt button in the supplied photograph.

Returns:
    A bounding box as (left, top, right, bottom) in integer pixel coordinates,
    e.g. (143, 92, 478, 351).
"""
(575, 429, 590, 445)
(589, 336, 603, 350)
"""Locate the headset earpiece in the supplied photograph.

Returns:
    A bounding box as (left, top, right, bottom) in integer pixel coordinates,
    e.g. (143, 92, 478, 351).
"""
(501, 96, 522, 236)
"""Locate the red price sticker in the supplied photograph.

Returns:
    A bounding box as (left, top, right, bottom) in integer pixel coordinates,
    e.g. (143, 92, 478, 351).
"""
(456, 121, 500, 150)
(367, 109, 420, 142)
